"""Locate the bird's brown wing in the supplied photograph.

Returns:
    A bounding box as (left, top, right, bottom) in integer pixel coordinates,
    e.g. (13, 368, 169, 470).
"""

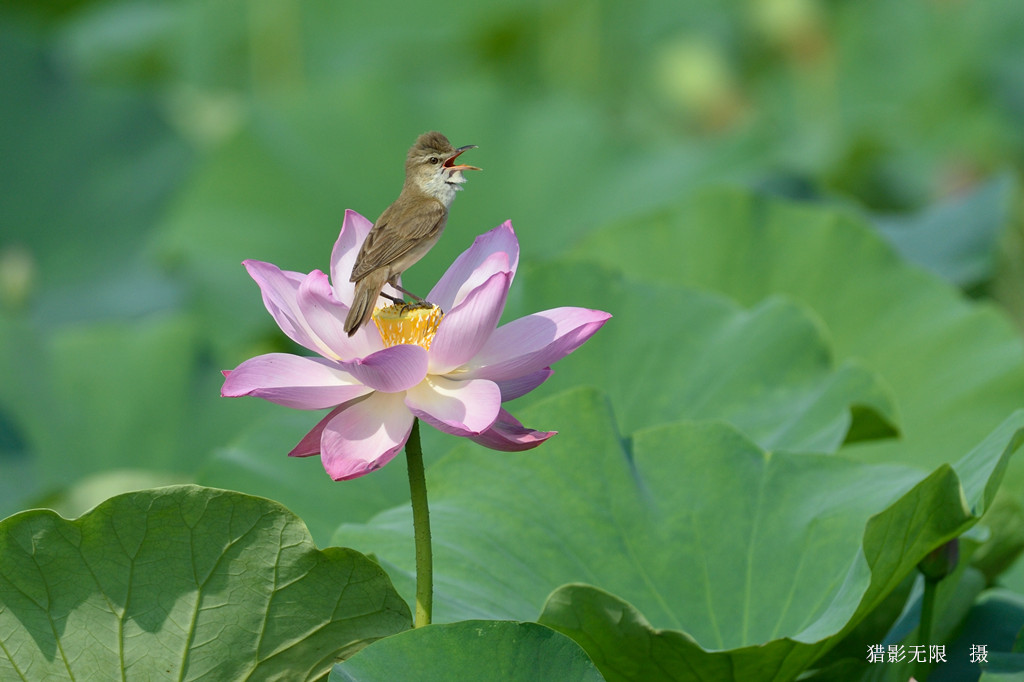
(350, 198, 447, 282)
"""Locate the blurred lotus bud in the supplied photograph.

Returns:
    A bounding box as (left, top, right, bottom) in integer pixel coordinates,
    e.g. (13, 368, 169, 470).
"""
(0, 245, 35, 311)
(163, 85, 244, 148)
(750, 0, 827, 62)
(918, 538, 960, 581)
(653, 37, 744, 130)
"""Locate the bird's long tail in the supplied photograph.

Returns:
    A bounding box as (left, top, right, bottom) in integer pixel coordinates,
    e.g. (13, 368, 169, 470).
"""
(345, 271, 387, 336)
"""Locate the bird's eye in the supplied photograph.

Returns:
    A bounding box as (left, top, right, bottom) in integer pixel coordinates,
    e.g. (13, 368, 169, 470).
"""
(428, 156, 439, 165)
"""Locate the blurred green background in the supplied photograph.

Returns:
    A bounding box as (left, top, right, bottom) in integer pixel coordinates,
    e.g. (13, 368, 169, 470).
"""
(1, 0, 1023, 517)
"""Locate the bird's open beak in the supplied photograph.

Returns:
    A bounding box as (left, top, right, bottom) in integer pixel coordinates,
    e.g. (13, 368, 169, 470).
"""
(443, 145, 481, 172)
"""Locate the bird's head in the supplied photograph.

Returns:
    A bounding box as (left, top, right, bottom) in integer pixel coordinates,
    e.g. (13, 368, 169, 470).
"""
(404, 131, 480, 205)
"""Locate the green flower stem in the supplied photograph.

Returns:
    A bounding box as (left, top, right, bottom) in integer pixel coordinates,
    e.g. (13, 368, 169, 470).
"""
(915, 538, 958, 681)
(916, 575, 938, 681)
(405, 418, 432, 628)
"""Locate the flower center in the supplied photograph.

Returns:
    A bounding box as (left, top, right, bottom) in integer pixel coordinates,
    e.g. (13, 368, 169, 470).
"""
(372, 303, 444, 350)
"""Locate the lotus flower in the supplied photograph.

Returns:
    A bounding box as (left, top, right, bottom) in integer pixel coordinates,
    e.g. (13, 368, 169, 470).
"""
(222, 211, 611, 480)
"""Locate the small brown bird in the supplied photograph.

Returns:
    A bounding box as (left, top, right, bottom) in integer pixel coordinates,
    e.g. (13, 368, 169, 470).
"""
(344, 131, 480, 336)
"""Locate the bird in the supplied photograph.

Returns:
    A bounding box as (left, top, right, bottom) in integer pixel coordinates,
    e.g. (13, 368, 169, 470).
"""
(344, 131, 480, 336)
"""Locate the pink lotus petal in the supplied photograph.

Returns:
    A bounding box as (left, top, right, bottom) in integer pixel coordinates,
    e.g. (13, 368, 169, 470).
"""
(341, 344, 429, 392)
(319, 392, 414, 480)
(297, 270, 383, 359)
(404, 376, 500, 436)
(289, 406, 344, 457)
(462, 307, 612, 382)
(221, 353, 371, 409)
(431, 251, 509, 312)
(494, 368, 553, 402)
(244, 260, 330, 357)
(428, 222, 518, 311)
(469, 408, 556, 451)
(428, 271, 511, 374)
(330, 210, 374, 303)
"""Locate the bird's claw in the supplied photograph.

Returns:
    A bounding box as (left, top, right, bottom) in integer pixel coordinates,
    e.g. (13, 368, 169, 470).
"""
(400, 300, 438, 315)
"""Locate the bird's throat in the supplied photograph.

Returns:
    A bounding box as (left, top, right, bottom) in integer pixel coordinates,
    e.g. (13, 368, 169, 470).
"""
(418, 171, 462, 208)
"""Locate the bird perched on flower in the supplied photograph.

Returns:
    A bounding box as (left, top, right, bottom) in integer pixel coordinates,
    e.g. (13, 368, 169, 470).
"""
(344, 131, 480, 336)
(222, 211, 611, 480)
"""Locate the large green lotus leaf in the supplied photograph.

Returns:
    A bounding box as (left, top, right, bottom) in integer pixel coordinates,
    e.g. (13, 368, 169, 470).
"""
(0, 485, 410, 680)
(570, 187, 1024, 475)
(329, 621, 605, 682)
(335, 388, 1022, 674)
(506, 261, 897, 452)
(533, 415, 1023, 682)
(637, 537, 989, 681)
